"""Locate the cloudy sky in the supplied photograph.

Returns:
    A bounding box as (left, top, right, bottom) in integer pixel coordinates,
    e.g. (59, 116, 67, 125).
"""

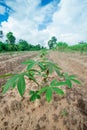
(0, 0, 87, 46)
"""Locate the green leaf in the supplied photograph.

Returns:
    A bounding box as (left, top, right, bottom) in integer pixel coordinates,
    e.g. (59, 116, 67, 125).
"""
(50, 79, 58, 87)
(69, 75, 77, 79)
(25, 73, 39, 85)
(71, 79, 81, 84)
(63, 72, 69, 79)
(30, 91, 40, 101)
(17, 74, 26, 96)
(50, 79, 67, 87)
(46, 88, 52, 102)
(53, 87, 64, 95)
(29, 69, 41, 76)
(42, 74, 48, 78)
(11, 81, 17, 89)
(38, 62, 46, 71)
(37, 95, 41, 99)
(3, 74, 19, 94)
(55, 69, 62, 76)
(0, 73, 15, 78)
(22, 59, 35, 65)
(29, 90, 35, 95)
(30, 94, 37, 101)
(53, 63, 61, 70)
(27, 62, 36, 70)
(38, 86, 48, 95)
(66, 79, 72, 88)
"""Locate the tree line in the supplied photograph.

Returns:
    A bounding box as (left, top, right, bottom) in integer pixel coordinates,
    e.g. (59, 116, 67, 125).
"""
(0, 30, 87, 53)
(0, 31, 44, 52)
(48, 36, 87, 53)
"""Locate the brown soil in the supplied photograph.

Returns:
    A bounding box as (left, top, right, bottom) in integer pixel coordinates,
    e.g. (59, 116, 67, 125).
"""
(0, 51, 87, 130)
(0, 51, 38, 87)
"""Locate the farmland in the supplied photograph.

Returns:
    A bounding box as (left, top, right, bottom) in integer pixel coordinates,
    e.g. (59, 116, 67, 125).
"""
(0, 51, 38, 87)
(0, 51, 87, 130)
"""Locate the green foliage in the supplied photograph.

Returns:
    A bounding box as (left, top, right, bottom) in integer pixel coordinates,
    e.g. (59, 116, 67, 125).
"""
(3, 74, 19, 94)
(38, 79, 65, 102)
(0, 73, 15, 78)
(54, 41, 87, 53)
(6, 32, 16, 44)
(56, 42, 68, 51)
(0, 41, 3, 51)
(69, 43, 87, 53)
(63, 73, 81, 88)
(0, 30, 4, 39)
(0, 31, 45, 52)
(48, 36, 57, 49)
(17, 73, 26, 96)
(18, 39, 30, 51)
(30, 90, 40, 101)
(1, 50, 80, 102)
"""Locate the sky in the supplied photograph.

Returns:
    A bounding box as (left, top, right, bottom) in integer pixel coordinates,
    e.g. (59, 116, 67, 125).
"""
(0, 0, 87, 46)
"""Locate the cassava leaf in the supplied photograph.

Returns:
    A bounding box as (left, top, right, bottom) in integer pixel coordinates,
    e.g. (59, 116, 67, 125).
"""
(38, 62, 46, 71)
(3, 74, 19, 94)
(30, 91, 40, 101)
(0, 73, 15, 78)
(71, 79, 81, 84)
(69, 75, 77, 79)
(66, 79, 72, 88)
(50, 79, 67, 87)
(53, 63, 61, 70)
(29, 90, 35, 95)
(27, 62, 36, 70)
(46, 88, 52, 102)
(63, 72, 69, 79)
(38, 86, 48, 95)
(53, 87, 64, 95)
(17, 74, 26, 96)
(25, 73, 39, 85)
(22, 59, 35, 65)
(12, 81, 17, 89)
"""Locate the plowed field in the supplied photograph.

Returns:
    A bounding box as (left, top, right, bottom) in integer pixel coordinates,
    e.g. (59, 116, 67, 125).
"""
(0, 51, 87, 130)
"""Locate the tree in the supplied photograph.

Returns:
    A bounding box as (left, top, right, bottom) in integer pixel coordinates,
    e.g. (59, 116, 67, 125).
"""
(0, 41, 9, 52)
(34, 44, 41, 50)
(6, 32, 16, 44)
(48, 36, 57, 49)
(18, 39, 30, 51)
(0, 30, 4, 39)
(0, 41, 3, 51)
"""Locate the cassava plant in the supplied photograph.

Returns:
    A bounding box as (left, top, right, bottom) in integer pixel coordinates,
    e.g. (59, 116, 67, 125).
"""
(1, 50, 80, 102)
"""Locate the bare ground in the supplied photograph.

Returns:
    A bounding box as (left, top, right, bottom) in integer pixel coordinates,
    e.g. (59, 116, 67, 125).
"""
(0, 51, 38, 87)
(0, 51, 87, 130)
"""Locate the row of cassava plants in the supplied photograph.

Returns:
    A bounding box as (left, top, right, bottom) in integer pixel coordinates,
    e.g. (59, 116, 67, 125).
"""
(1, 50, 80, 102)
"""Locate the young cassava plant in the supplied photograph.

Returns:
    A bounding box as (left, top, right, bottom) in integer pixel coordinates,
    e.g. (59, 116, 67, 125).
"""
(1, 50, 80, 102)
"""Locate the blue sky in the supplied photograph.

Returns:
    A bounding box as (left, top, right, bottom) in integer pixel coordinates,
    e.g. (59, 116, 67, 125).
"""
(0, 0, 60, 24)
(0, 0, 87, 46)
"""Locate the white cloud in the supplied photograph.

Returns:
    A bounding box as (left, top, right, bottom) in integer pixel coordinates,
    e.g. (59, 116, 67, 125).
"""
(0, 5, 5, 14)
(0, 0, 87, 46)
(46, 0, 87, 44)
